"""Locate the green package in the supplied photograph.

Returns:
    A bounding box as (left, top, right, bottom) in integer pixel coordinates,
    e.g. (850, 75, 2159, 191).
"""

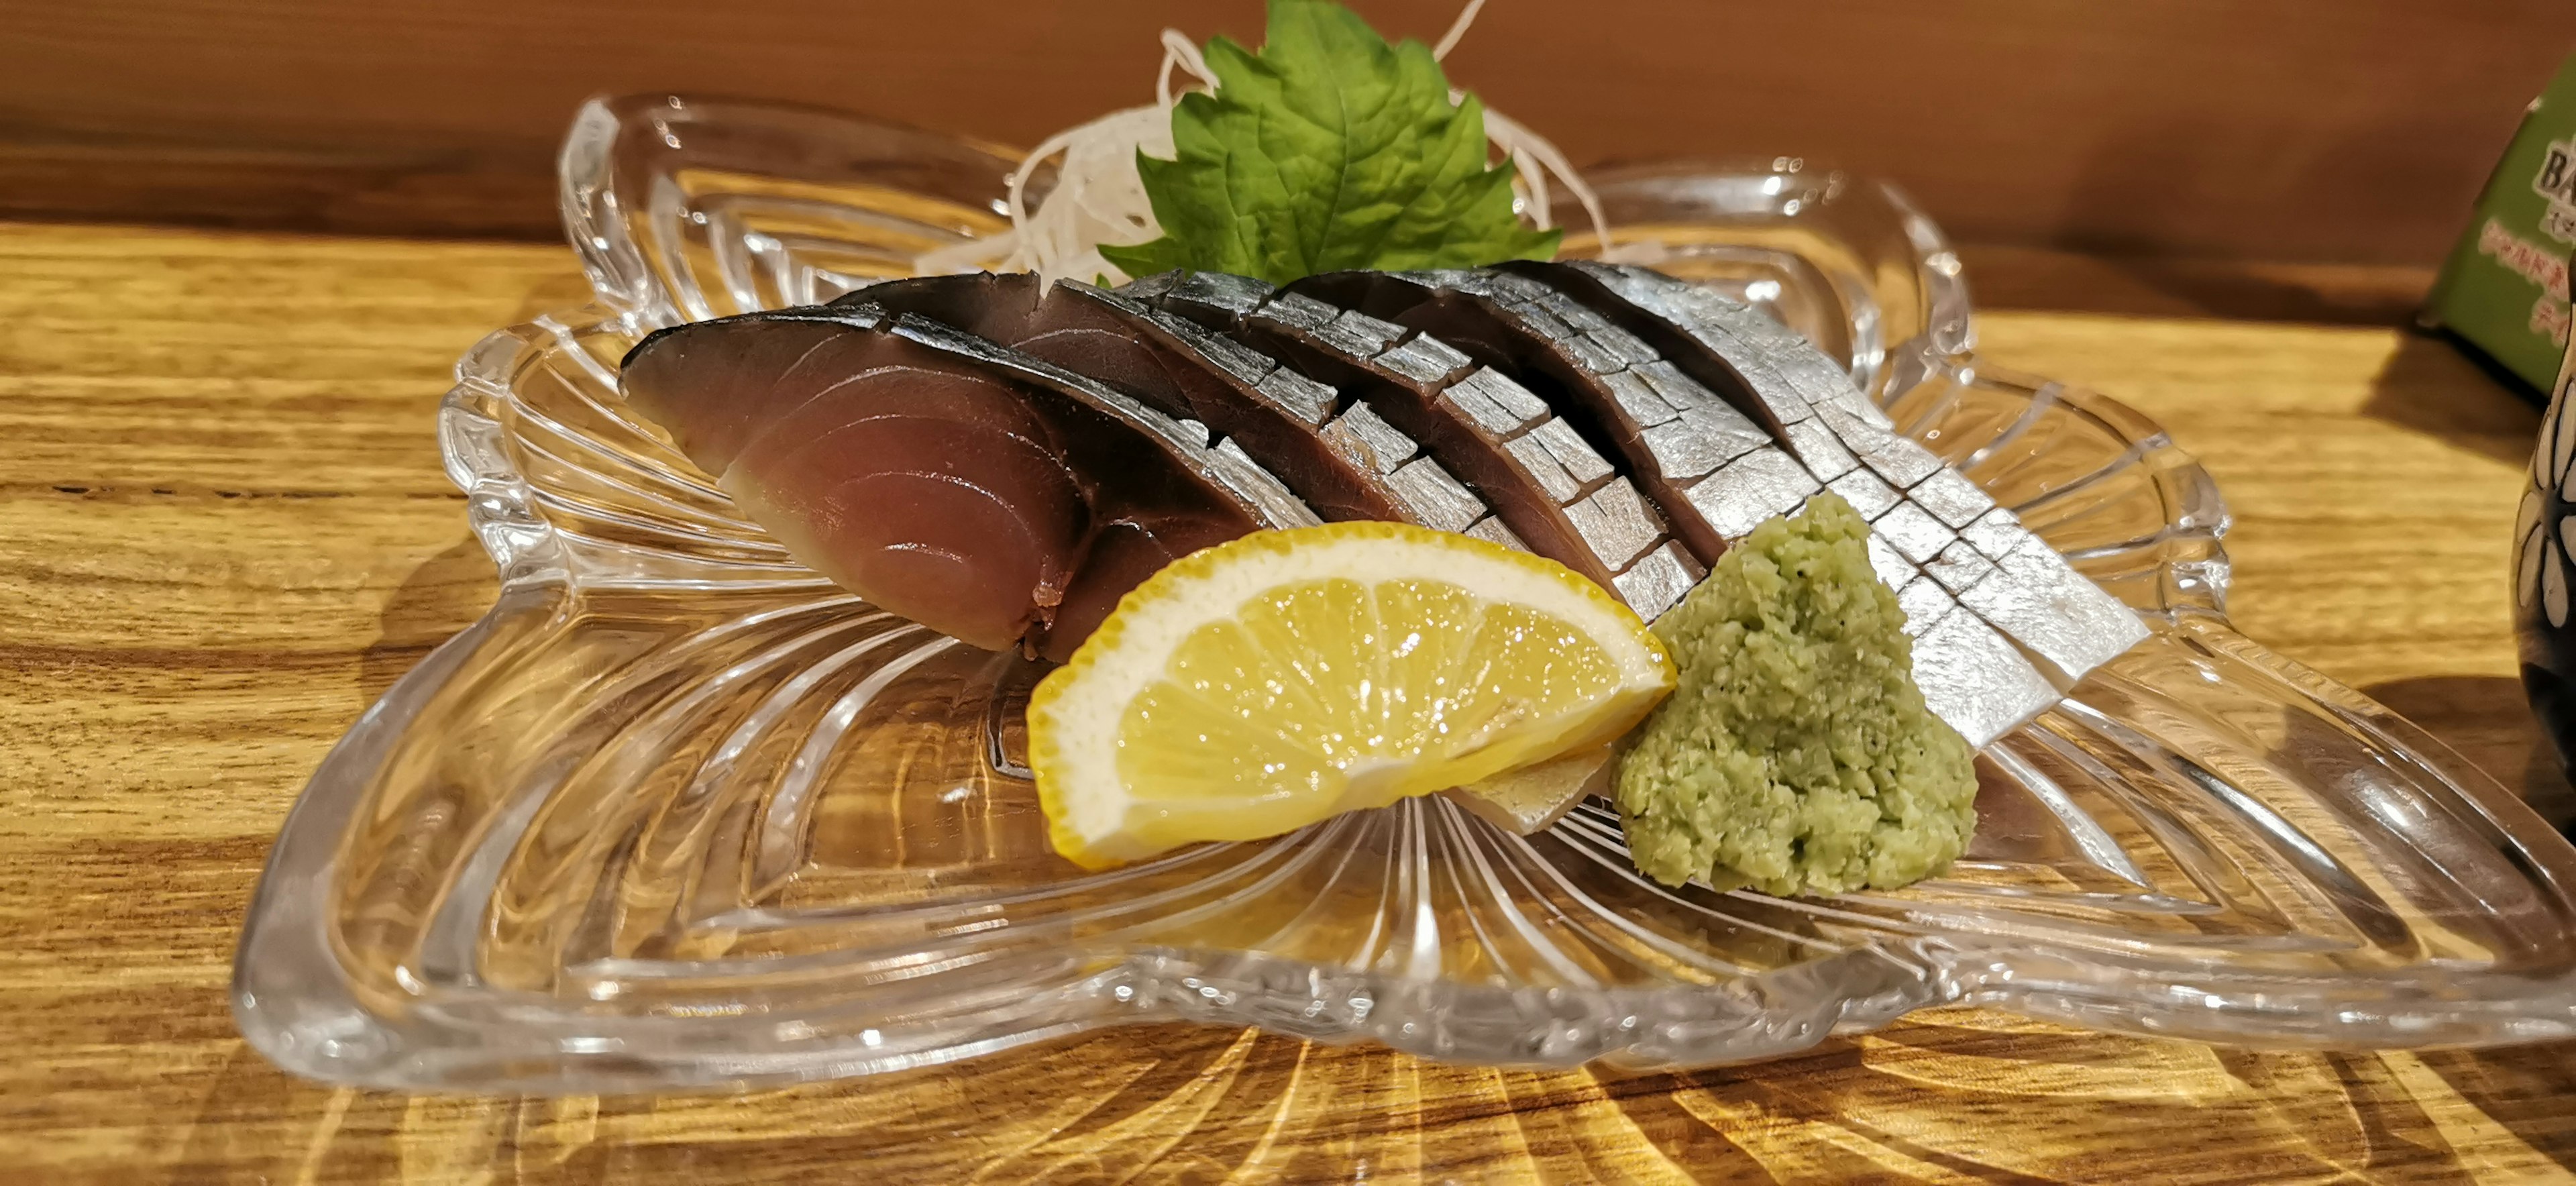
(2426, 54, 2576, 395)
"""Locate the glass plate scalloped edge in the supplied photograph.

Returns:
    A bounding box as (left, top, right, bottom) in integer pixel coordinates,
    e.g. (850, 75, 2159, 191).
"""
(234, 95, 2576, 1093)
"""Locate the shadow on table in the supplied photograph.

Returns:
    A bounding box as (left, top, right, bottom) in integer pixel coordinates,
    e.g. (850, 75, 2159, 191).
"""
(514, 273, 600, 323)
(168, 1011, 2576, 1183)
(356, 534, 502, 707)
(2359, 332, 2542, 467)
(2362, 674, 2575, 835)
(1962, 244, 2438, 327)
(2416, 1044, 2576, 1171)
(346, 270, 590, 712)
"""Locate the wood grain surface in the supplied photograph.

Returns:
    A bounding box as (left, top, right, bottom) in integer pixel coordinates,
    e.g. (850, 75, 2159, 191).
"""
(5, 0, 2574, 264)
(2, 220, 2573, 1183)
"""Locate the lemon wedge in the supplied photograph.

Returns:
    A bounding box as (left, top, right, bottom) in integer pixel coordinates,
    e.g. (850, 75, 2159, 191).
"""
(1028, 522, 1676, 869)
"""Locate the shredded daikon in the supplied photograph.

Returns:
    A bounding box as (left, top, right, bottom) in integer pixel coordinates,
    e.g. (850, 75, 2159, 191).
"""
(1431, 0, 1487, 60)
(911, 0, 1615, 282)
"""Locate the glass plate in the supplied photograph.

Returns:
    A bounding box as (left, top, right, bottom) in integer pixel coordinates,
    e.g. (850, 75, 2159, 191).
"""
(235, 95, 2576, 1093)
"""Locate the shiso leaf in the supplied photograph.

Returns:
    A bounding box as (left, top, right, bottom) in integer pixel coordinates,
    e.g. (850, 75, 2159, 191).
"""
(1613, 494, 1980, 898)
(1100, 0, 1560, 285)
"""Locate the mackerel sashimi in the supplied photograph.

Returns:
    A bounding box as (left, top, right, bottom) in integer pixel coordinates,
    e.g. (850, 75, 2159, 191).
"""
(614, 263, 2144, 752)
(828, 272, 1414, 525)
(620, 303, 1302, 661)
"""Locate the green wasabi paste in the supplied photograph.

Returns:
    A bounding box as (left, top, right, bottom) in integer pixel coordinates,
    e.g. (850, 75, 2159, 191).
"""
(1613, 493, 1978, 896)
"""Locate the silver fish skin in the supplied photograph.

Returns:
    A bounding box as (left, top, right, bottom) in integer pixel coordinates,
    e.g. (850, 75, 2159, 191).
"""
(1505, 261, 2147, 743)
(1140, 271, 1701, 621)
(1120, 264, 2147, 747)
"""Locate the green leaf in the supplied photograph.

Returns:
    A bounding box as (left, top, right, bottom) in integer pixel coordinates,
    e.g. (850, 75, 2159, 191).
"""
(1102, 0, 1559, 285)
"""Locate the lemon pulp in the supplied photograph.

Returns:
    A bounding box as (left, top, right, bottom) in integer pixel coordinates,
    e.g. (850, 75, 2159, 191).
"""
(1028, 523, 1674, 869)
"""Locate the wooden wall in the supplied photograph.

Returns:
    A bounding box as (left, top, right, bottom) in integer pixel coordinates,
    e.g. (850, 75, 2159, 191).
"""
(1, 0, 2569, 264)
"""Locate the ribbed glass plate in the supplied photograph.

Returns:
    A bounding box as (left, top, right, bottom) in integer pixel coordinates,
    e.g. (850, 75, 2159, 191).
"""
(235, 95, 2576, 1093)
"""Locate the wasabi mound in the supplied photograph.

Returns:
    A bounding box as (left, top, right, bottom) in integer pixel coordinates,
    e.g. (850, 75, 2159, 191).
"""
(1614, 493, 1978, 896)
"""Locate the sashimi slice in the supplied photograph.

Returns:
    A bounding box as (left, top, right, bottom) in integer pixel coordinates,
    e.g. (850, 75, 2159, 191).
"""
(622, 305, 1278, 660)
(840, 272, 1415, 525)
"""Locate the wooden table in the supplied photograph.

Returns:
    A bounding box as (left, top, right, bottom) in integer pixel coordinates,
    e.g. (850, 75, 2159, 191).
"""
(3, 221, 2571, 1183)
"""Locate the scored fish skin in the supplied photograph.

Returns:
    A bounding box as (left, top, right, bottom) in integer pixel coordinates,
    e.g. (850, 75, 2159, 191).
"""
(1491, 262, 1863, 526)
(879, 313, 1314, 535)
(835, 272, 1534, 618)
(1279, 268, 2073, 741)
(1049, 283, 1522, 545)
(1503, 260, 1886, 438)
(1287, 273, 1717, 623)
(621, 303, 1301, 663)
(832, 272, 1414, 525)
(1149, 276, 1605, 586)
(1505, 260, 2147, 740)
(1420, 268, 1825, 550)
(1289, 269, 1769, 572)
(1142, 270, 1699, 618)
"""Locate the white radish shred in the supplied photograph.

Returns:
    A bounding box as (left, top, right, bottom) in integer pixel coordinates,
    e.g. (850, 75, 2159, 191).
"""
(908, 103, 1168, 280)
(1430, 0, 1487, 60)
(1157, 26, 1218, 107)
(1479, 103, 1610, 255)
(910, 1, 1616, 282)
